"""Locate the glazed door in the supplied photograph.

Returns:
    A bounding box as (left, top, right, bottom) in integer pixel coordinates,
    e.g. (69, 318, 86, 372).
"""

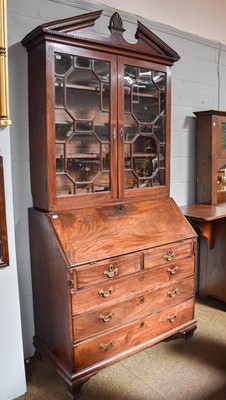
(51, 45, 118, 206)
(118, 56, 170, 199)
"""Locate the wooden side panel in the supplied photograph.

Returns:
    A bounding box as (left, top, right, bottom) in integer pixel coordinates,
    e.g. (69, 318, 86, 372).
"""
(28, 44, 49, 210)
(28, 208, 73, 371)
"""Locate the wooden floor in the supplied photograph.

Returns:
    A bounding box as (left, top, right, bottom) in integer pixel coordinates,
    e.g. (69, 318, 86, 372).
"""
(17, 297, 226, 400)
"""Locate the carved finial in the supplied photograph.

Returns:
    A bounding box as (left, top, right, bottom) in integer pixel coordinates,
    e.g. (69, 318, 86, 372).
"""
(108, 12, 125, 33)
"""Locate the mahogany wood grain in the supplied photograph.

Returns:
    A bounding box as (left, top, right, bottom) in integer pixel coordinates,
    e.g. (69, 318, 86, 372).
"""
(29, 208, 74, 371)
(73, 276, 195, 341)
(50, 198, 196, 265)
(72, 257, 195, 315)
(74, 299, 195, 371)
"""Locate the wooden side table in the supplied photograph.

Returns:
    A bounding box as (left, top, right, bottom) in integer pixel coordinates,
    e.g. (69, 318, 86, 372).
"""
(181, 203, 226, 302)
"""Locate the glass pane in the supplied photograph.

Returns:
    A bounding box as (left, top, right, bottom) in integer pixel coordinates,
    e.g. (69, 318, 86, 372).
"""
(160, 92, 165, 114)
(133, 79, 158, 123)
(139, 68, 152, 78)
(76, 121, 92, 131)
(56, 144, 64, 172)
(124, 114, 138, 141)
(124, 86, 131, 113)
(66, 69, 100, 119)
(134, 156, 153, 178)
(93, 60, 109, 81)
(154, 116, 165, 142)
(93, 172, 110, 192)
(68, 159, 100, 183)
(154, 72, 166, 90)
(67, 133, 100, 158)
(222, 123, 226, 150)
(55, 53, 72, 75)
(55, 109, 73, 141)
(102, 144, 110, 170)
(56, 174, 74, 196)
(55, 77, 64, 107)
(140, 125, 152, 134)
(133, 136, 157, 155)
(75, 56, 91, 68)
(124, 66, 137, 84)
(94, 112, 110, 141)
(103, 83, 110, 111)
(66, 133, 100, 183)
(124, 171, 138, 189)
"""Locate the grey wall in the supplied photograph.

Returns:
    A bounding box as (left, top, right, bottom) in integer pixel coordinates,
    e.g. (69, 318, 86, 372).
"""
(7, 0, 226, 359)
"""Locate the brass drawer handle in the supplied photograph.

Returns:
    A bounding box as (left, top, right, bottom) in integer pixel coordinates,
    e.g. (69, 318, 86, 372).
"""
(99, 312, 114, 322)
(164, 250, 175, 261)
(99, 340, 114, 351)
(167, 288, 178, 298)
(167, 314, 177, 323)
(168, 266, 179, 275)
(104, 265, 118, 278)
(99, 287, 114, 298)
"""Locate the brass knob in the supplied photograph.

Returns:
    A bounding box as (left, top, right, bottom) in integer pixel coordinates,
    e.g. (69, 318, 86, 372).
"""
(99, 287, 114, 298)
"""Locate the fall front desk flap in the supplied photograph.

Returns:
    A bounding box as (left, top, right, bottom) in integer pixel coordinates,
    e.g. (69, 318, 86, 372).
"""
(48, 198, 196, 266)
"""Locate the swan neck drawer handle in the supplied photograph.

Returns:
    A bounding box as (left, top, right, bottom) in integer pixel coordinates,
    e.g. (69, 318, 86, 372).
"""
(167, 266, 179, 275)
(167, 314, 177, 323)
(167, 288, 178, 298)
(164, 250, 175, 261)
(104, 265, 118, 278)
(99, 287, 114, 298)
(99, 312, 114, 322)
(99, 340, 114, 351)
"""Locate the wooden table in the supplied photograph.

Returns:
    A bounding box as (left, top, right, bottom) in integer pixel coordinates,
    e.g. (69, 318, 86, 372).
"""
(180, 203, 226, 302)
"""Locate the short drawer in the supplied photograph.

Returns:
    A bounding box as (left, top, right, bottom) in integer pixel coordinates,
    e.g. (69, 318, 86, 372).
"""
(73, 298, 195, 371)
(144, 239, 195, 270)
(71, 256, 195, 315)
(75, 252, 142, 289)
(73, 276, 195, 341)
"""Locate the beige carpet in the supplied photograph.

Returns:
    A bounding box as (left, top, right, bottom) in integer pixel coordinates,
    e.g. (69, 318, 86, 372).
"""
(16, 297, 226, 400)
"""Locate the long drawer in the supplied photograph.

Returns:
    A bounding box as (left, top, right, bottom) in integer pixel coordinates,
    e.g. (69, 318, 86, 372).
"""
(73, 276, 195, 341)
(71, 256, 195, 315)
(73, 298, 195, 371)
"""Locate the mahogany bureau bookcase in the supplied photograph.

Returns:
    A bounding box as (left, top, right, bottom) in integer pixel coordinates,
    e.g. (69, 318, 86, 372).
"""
(22, 11, 197, 399)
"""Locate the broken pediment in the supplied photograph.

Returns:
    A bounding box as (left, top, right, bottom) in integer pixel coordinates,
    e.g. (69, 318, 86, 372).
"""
(22, 10, 180, 65)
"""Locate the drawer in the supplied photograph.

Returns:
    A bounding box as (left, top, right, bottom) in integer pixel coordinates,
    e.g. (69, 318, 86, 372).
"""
(144, 239, 195, 270)
(75, 252, 142, 289)
(71, 256, 195, 315)
(73, 276, 195, 341)
(73, 298, 195, 371)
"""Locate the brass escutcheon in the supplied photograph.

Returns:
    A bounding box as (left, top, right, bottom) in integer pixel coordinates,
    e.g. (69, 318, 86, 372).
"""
(99, 312, 114, 322)
(164, 249, 175, 261)
(99, 340, 114, 351)
(104, 264, 118, 278)
(140, 275, 145, 281)
(99, 287, 114, 298)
